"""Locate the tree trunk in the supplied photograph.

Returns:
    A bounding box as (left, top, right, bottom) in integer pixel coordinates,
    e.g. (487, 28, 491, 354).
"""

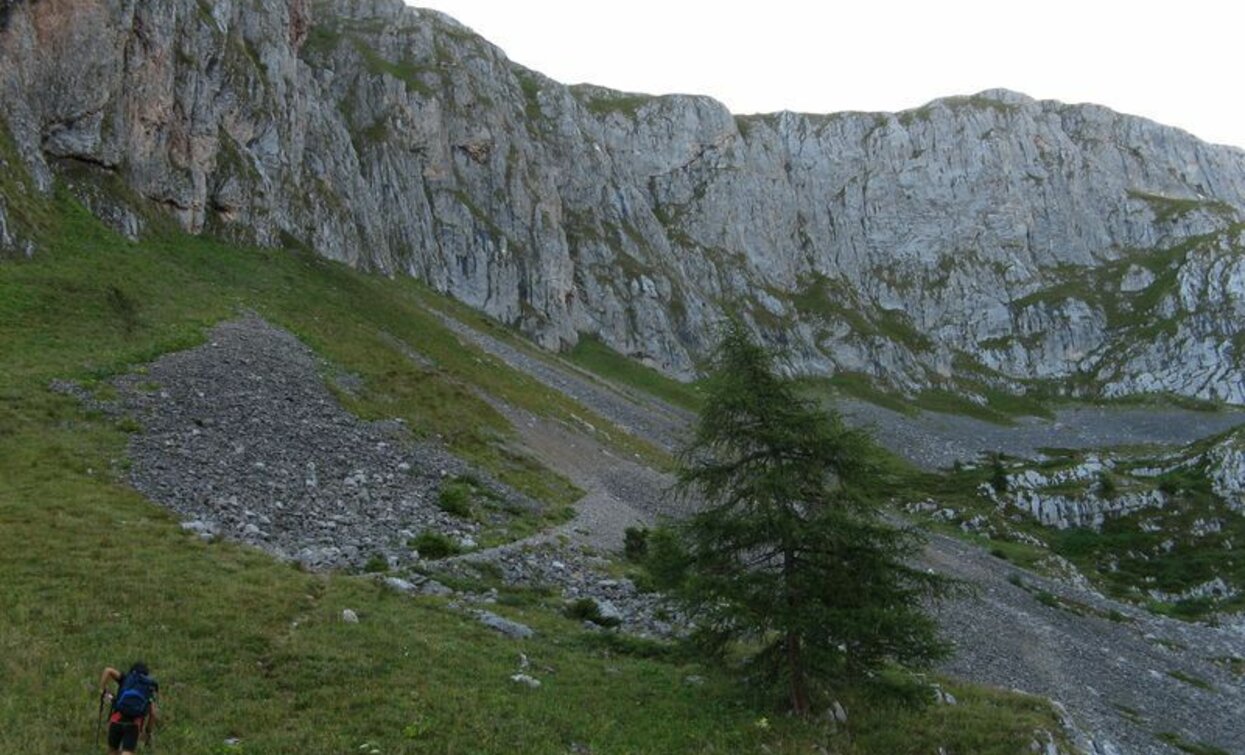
(786, 630, 809, 714)
(784, 545, 809, 714)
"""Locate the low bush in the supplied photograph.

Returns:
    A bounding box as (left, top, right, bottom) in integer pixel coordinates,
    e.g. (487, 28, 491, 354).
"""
(410, 531, 461, 559)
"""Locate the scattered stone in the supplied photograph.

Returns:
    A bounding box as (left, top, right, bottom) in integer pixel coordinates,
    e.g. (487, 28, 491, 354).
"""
(474, 610, 533, 639)
(101, 317, 539, 574)
(383, 577, 416, 593)
(418, 579, 454, 597)
(509, 673, 541, 688)
(931, 684, 957, 705)
(341, 609, 359, 624)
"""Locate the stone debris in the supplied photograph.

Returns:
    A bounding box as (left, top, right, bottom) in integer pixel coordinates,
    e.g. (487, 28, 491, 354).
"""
(107, 317, 538, 572)
(473, 610, 534, 640)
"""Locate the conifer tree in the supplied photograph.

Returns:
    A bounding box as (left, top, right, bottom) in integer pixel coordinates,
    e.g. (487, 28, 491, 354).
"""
(669, 321, 955, 713)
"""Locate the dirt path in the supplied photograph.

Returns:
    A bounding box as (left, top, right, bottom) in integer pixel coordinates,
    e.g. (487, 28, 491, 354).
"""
(451, 404, 672, 561)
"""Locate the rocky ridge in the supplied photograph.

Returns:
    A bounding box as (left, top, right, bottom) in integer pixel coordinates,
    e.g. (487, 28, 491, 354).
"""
(3, 0, 1245, 404)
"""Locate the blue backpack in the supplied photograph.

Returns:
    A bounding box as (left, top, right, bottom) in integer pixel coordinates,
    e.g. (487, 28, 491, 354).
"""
(114, 673, 156, 719)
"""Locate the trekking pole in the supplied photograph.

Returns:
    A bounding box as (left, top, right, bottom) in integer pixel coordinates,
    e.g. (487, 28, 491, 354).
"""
(145, 709, 156, 754)
(95, 691, 105, 747)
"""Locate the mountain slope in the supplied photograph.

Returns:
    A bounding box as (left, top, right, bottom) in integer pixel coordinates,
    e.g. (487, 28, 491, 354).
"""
(0, 160, 1085, 752)
(3, 0, 1245, 404)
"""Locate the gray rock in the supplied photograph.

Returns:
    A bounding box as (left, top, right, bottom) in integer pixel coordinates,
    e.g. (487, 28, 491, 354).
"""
(341, 609, 359, 624)
(473, 610, 534, 639)
(594, 599, 624, 624)
(383, 577, 416, 593)
(509, 673, 540, 688)
(418, 579, 454, 597)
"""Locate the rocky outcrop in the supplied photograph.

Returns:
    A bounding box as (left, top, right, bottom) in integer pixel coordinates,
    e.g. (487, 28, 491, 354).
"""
(988, 455, 1171, 529)
(3, 0, 1245, 401)
(1206, 428, 1245, 511)
(991, 428, 1245, 534)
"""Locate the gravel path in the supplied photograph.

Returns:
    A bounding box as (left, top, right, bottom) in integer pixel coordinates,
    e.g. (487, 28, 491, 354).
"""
(449, 403, 674, 558)
(430, 311, 693, 453)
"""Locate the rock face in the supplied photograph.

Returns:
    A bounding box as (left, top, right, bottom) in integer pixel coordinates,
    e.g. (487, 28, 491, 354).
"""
(3, 0, 1245, 401)
(1206, 428, 1245, 511)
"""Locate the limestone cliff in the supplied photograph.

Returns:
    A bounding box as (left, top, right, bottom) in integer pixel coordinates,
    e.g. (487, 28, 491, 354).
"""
(3, 0, 1244, 403)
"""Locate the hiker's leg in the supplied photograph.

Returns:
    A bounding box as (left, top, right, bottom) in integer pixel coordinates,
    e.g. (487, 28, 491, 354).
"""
(113, 722, 139, 754)
(106, 721, 123, 754)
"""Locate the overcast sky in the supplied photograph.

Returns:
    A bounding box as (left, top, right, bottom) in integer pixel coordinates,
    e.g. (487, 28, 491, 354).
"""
(409, 0, 1244, 150)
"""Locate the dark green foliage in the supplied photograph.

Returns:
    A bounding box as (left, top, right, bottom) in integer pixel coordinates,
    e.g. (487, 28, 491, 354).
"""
(1097, 471, 1117, 498)
(1167, 670, 1213, 691)
(990, 453, 1009, 494)
(409, 531, 461, 559)
(437, 478, 475, 519)
(640, 525, 692, 591)
(623, 526, 649, 562)
(362, 553, 388, 573)
(667, 321, 956, 714)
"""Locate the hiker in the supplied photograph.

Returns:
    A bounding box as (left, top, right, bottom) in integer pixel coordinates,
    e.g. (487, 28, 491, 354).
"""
(99, 662, 159, 754)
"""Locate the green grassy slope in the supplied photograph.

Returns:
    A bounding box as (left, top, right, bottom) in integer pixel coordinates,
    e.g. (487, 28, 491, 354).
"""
(0, 173, 1066, 751)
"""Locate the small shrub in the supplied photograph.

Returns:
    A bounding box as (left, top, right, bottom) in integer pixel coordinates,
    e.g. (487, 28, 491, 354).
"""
(1034, 590, 1061, 609)
(1167, 669, 1214, 691)
(1006, 573, 1025, 588)
(410, 531, 461, 559)
(642, 526, 690, 591)
(116, 416, 143, 434)
(1097, 472, 1117, 498)
(989, 453, 1009, 494)
(362, 553, 388, 573)
(437, 480, 474, 518)
(623, 526, 649, 561)
(989, 547, 1009, 561)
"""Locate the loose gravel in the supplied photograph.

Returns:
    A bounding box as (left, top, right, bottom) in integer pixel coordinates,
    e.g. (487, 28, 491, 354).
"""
(110, 316, 536, 571)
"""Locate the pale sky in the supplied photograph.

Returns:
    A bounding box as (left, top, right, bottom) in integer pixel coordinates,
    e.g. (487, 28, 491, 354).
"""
(409, 0, 1245, 150)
